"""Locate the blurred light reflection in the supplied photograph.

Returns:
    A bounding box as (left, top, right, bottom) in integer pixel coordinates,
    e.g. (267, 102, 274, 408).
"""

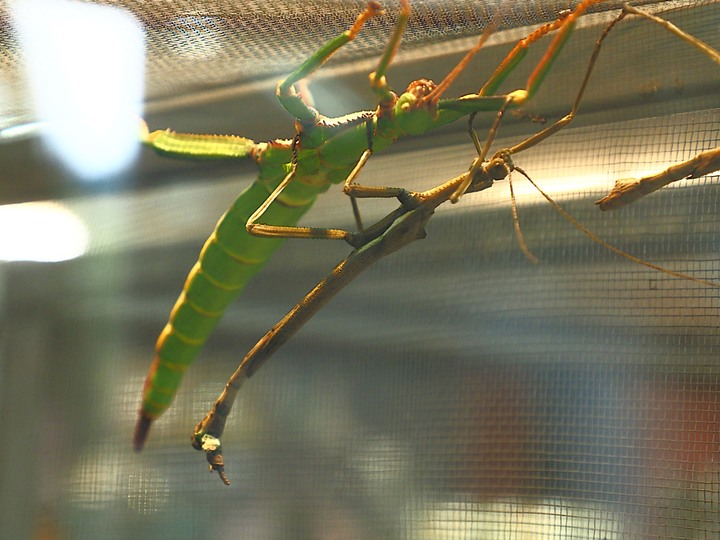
(0, 202, 89, 262)
(12, 0, 144, 179)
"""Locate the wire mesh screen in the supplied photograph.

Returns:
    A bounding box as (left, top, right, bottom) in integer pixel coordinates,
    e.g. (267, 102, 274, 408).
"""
(0, 1, 718, 539)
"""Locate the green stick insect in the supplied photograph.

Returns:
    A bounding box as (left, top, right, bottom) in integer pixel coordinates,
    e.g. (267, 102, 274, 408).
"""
(134, 0, 617, 451)
(135, 0, 720, 469)
(188, 3, 720, 484)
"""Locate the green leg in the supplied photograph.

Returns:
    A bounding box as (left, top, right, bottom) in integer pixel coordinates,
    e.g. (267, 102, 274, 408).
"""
(367, 0, 411, 106)
(452, 1, 612, 201)
(477, 16, 564, 98)
(276, 0, 411, 125)
(439, 0, 608, 114)
(507, 8, 628, 155)
(275, 2, 383, 125)
(462, 1, 627, 163)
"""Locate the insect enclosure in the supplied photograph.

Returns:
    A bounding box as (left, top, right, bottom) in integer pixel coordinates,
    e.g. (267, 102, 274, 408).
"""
(0, 0, 718, 538)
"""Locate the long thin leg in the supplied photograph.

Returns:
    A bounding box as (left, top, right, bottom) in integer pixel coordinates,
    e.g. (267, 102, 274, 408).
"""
(515, 165, 719, 288)
(246, 124, 424, 245)
(509, 1, 720, 157)
(368, 0, 411, 107)
(451, 2, 607, 204)
(622, 3, 719, 65)
(194, 201, 435, 484)
(246, 137, 354, 242)
(276, 2, 383, 125)
(506, 9, 628, 156)
(438, 0, 609, 113)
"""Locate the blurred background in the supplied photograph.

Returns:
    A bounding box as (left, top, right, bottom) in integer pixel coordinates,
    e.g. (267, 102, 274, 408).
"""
(0, 1, 718, 538)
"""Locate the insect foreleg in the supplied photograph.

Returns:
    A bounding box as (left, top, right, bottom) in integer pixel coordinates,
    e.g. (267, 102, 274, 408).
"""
(507, 8, 628, 156)
(438, 0, 610, 115)
(368, 0, 410, 106)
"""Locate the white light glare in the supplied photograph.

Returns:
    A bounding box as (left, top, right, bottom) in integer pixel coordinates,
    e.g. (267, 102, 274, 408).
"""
(0, 202, 89, 262)
(12, 0, 145, 180)
(0, 121, 47, 141)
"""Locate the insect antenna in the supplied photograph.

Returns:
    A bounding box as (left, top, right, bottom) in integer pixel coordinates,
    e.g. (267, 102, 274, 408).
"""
(507, 169, 539, 264)
(513, 165, 719, 288)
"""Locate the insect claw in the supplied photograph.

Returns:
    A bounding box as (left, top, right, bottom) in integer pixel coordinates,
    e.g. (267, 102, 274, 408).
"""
(217, 469, 231, 486)
(207, 450, 230, 486)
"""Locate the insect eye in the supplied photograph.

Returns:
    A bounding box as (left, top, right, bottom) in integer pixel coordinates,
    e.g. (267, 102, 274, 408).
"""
(488, 158, 510, 180)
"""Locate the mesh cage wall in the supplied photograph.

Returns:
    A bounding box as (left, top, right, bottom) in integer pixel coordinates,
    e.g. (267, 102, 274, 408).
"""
(0, 1, 718, 539)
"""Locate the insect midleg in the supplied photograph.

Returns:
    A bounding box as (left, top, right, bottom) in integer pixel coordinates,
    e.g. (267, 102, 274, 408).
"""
(245, 136, 358, 242)
(245, 123, 422, 248)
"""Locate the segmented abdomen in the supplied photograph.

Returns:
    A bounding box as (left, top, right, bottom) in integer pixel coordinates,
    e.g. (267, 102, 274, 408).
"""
(140, 179, 318, 418)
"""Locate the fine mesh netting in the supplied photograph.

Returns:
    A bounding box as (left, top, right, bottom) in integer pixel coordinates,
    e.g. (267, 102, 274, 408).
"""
(0, 1, 718, 539)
